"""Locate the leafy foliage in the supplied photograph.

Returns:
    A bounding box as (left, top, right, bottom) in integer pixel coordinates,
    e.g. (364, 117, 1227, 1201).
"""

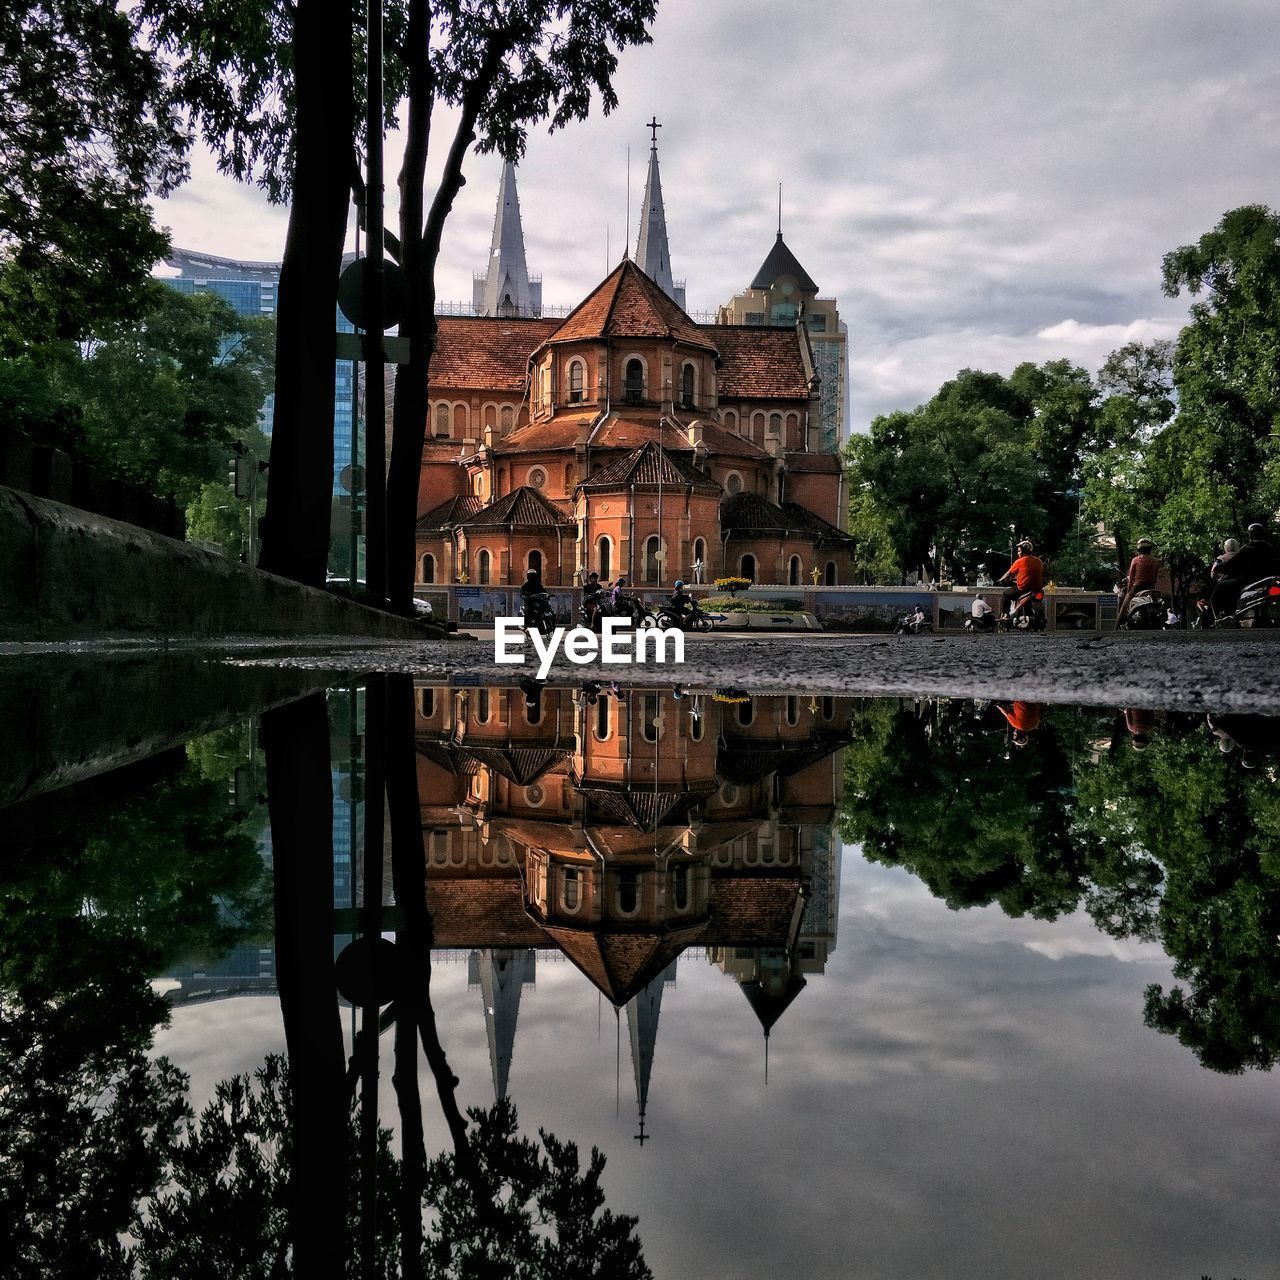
(0, 2, 189, 348)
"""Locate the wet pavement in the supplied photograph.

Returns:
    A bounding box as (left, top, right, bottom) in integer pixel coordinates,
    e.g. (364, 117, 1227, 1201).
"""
(2, 657, 1278, 1278)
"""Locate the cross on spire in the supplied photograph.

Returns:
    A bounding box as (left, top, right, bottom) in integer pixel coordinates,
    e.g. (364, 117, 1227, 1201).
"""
(646, 116, 661, 148)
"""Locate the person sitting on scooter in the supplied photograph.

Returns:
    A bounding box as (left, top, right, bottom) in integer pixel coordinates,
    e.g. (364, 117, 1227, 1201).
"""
(1211, 538, 1239, 582)
(667, 580, 693, 624)
(520, 568, 548, 626)
(997, 541, 1044, 619)
(582, 572, 605, 628)
(1118, 538, 1159, 622)
(970, 596, 995, 627)
(1211, 523, 1280, 620)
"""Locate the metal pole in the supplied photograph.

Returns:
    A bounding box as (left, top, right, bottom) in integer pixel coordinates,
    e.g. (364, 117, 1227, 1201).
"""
(363, 0, 387, 599)
(351, 219, 361, 583)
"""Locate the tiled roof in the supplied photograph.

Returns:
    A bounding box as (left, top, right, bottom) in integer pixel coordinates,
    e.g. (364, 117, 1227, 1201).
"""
(542, 923, 707, 1006)
(693, 419, 770, 459)
(460, 745, 568, 787)
(416, 494, 484, 534)
(780, 501, 856, 547)
(720, 492, 802, 536)
(704, 877, 803, 946)
(549, 259, 716, 351)
(749, 233, 819, 293)
(458, 485, 574, 531)
(784, 451, 842, 473)
(429, 315, 558, 391)
(579, 442, 721, 495)
(704, 325, 810, 399)
(425, 879, 545, 948)
(491, 411, 599, 455)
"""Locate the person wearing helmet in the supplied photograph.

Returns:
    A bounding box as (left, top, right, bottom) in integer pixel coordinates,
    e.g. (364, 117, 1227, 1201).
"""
(996, 700, 1041, 747)
(1210, 523, 1279, 620)
(667, 578, 692, 626)
(1210, 537, 1240, 582)
(520, 566, 549, 628)
(996, 539, 1044, 620)
(1118, 537, 1159, 623)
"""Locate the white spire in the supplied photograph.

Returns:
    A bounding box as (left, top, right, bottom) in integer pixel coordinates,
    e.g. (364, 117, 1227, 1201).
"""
(634, 119, 685, 309)
(474, 162, 541, 318)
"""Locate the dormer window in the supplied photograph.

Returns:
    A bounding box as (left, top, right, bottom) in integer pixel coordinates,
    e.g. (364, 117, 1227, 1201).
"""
(568, 359, 585, 404)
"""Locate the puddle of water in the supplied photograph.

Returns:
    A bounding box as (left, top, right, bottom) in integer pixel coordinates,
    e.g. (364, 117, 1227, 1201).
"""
(2, 664, 1277, 1278)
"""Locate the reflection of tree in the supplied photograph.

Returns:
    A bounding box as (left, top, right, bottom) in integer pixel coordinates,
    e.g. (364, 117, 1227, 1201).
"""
(0, 732, 270, 1274)
(838, 702, 1280, 1073)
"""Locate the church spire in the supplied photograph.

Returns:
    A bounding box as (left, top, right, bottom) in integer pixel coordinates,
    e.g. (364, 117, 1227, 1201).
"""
(474, 161, 541, 318)
(626, 958, 677, 1145)
(634, 118, 686, 310)
(476, 948, 536, 1101)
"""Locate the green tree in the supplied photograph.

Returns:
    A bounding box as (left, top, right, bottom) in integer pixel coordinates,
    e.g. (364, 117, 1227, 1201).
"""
(0, 2, 188, 350)
(145, 0, 659, 598)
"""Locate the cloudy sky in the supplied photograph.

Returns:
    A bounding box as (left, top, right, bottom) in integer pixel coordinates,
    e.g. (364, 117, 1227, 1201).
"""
(151, 0, 1280, 431)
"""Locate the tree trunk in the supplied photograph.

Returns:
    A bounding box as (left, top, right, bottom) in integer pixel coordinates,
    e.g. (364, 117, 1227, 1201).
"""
(259, 0, 354, 585)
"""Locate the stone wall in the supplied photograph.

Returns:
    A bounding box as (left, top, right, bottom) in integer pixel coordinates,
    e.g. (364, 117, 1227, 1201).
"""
(0, 485, 429, 642)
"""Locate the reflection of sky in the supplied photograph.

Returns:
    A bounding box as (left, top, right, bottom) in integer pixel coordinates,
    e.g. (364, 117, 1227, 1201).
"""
(154, 842, 1279, 1280)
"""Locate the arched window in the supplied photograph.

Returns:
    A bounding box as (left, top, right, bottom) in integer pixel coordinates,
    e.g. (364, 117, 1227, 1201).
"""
(681, 362, 696, 409)
(641, 693, 661, 742)
(693, 537, 706, 573)
(788, 555, 802, 585)
(725, 472, 743, 495)
(476, 689, 491, 724)
(484, 403, 497, 429)
(525, 698, 542, 726)
(568, 360, 585, 404)
(617, 870, 639, 915)
(825, 560, 837, 586)
(418, 688, 435, 719)
(477, 548, 491, 585)
(740, 553, 756, 581)
(751, 412, 766, 441)
(786, 695, 799, 726)
(595, 696, 611, 740)
(528, 549, 542, 577)
(690, 710, 703, 741)
(822, 696, 835, 721)
(673, 864, 689, 911)
(500, 404, 514, 434)
(644, 535, 661, 584)
(452, 403, 467, 435)
(420, 552, 436, 584)
(562, 867, 581, 912)
(565, 462, 575, 490)
(723, 409, 738, 433)
(597, 536, 612, 582)
(624, 358, 644, 404)
(737, 700, 753, 727)
(769, 413, 782, 439)
(434, 403, 450, 438)
(785, 412, 799, 443)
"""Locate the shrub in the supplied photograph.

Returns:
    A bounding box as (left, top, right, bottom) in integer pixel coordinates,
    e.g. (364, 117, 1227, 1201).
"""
(713, 576, 751, 595)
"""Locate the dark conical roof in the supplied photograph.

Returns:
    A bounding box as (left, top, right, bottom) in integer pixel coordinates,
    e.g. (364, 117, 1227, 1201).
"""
(457, 485, 574, 531)
(581, 441, 720, 494)
(740, 970, 808, 1033)
(750, 233, 818, 293)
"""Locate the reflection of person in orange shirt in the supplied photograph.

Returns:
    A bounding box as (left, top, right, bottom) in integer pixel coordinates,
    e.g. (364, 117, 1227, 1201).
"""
(998, 541, 1045, 618)
(1124, 706, 1155, 750)
(997, 700, 1042, 747)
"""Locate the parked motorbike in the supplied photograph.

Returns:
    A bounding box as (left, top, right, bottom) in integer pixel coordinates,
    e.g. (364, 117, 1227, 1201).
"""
(1002, 589, 1046, 633)
(1195, 575, 1280, 629)
(1117, 585, 1166, 631)
(893, 609, 933, 635)
(654, 603, 714, 632)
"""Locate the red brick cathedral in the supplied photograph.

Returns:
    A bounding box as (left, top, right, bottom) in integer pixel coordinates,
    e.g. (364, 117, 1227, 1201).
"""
(415, 151, 851, 591)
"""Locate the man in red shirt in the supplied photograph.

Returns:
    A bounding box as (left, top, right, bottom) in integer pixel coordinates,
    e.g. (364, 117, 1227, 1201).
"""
(997, 540, 1045, 619)
(1118, 538, 1159, 622)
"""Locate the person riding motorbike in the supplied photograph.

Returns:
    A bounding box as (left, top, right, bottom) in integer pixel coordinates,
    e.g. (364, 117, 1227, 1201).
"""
(581, 571, 605, 630)
(520, 568, 550, 628)
(1210, 538, 1239, 582)
(997, 541, 1045, 620)
(666, 580, 693, 625)
(1118, 537, 1159, 623)
(969, 595, 996, 630)
(1210, 523, 1280, 621)
(996, 700, 1042, 747)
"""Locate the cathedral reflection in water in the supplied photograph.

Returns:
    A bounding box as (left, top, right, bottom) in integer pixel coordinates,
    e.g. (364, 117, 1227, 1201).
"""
(417, 683, 850, 1137)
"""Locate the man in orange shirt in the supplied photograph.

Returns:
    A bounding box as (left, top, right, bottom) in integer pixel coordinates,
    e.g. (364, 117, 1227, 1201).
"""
(997, 540, 1045, 619)
(996, 700, 1042, 747)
